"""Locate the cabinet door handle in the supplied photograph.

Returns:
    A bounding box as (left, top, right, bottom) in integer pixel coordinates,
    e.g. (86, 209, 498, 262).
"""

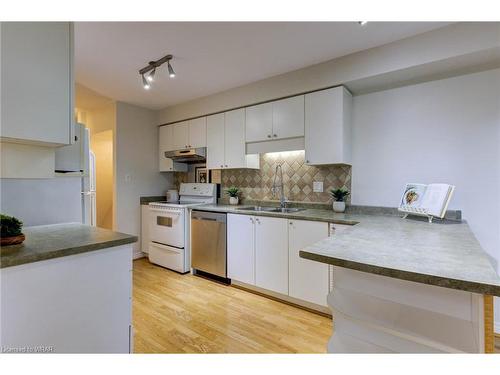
(220, 165, 224, 168)
(289, 221, 293, 225)
(250, 218, 254, 223)
(306, 160, 310, 163)
(255, 218, 260, 224)
(273, 134, 277, 137)
(225, 165, 228, 168)
(267, 135, 271, 138)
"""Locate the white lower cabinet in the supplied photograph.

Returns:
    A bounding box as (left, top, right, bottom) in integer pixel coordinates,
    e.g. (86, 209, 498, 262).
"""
(255, 216, 289, 295)
(227, 213, 331, 310)
(227, 214, 255, 284)
(289, 220, 329, 306)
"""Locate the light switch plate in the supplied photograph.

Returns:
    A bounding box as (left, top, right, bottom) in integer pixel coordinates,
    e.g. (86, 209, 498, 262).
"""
(313, 181, 323, 193)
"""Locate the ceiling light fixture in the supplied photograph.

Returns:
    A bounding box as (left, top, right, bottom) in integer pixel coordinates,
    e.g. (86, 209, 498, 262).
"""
(358, 21, 368, 26)
(167, 61, 176, 78)
(138, 54, 175, 89)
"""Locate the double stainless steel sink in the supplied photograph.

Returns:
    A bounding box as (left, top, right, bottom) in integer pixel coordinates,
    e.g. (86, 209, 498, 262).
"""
(236, 206, 304, 213)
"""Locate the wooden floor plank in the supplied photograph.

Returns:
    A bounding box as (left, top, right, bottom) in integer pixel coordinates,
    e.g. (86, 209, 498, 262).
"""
(132, 258, 331, 353)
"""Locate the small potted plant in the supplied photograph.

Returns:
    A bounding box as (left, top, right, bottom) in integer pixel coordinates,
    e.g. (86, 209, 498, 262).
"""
(226, 186, 241, 205)
(330, 188, 350, 213)
(0, 214, 25, 246)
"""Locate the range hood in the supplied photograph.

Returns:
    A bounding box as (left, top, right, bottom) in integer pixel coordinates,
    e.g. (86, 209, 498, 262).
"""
(165, 147, 207, 163)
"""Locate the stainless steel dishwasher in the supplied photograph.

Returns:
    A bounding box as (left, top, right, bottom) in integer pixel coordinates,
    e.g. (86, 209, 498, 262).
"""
(191, 210, 227, 279)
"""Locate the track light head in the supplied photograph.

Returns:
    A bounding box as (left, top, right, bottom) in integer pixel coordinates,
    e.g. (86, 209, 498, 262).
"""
(358, 21, 368, 26)
(146, 68, 155, 82)
(141, 74, 151, 90)
(167, 61, 176, 78)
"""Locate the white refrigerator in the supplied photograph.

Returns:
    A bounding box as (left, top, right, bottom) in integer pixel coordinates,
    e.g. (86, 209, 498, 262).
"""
(55, 123, 96, 226)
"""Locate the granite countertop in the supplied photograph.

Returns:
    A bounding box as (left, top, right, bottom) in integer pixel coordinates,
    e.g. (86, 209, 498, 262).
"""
(1, 223, 137, 269)
(194, 204, 500, 296)
(192, 204, 361, 225)
(300, 215, 500, 296)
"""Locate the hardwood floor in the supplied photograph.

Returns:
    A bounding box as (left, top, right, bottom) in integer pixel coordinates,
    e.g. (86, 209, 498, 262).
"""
(132, 258, 332, 353)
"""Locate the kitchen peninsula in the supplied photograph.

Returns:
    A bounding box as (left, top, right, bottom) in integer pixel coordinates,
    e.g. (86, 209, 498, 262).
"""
(300, 214, 500, 353)
(0, 223, 137, 353)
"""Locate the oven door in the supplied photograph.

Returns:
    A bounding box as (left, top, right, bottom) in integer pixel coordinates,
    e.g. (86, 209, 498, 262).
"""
(149, 207, 185, 248)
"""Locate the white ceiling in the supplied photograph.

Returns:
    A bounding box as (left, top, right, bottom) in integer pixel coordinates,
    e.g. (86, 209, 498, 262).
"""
(75, 22, 450, 110)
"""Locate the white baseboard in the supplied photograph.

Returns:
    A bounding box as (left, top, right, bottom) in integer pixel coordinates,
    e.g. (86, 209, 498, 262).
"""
(133, 252, 146, 260)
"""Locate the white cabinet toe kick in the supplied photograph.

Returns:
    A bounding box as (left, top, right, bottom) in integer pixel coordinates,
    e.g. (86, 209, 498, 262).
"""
(327, 266, 494, 353)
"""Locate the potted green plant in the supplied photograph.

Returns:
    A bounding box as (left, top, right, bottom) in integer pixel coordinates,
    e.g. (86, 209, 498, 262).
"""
(0, 214, 25, 246)
(226, 186, 241, 205)
(330, 188, 350, 213)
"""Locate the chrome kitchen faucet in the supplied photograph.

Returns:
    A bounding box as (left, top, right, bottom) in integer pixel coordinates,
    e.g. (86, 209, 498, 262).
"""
(272, 163, 288, 209)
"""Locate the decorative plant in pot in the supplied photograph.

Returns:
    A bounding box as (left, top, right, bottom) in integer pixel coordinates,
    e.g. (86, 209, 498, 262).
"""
(226, 186, 241, 205)
(0, 214, 25, 246)
(330, 188, 350, 213)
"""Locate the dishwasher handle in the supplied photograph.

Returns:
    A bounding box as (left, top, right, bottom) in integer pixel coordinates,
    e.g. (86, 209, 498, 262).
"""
(191, 210, 227, 223)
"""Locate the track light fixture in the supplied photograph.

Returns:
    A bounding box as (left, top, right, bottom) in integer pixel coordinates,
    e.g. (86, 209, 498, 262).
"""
(138, 54, 175, 90)
(358, 21, 368, 26)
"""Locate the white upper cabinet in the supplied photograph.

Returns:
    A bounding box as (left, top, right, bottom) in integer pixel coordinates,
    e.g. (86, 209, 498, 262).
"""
(245, 103, 273, 142)
(188, 117, 207, 148)
(206, 113, 225, 170)
(1, 22, 73, 146)
(288, 219, 329, 307)
(255, 216, 289, 295)
(171, 121, 190, 149)
(305, 86, 352, 165)
(272, 96, 304, 139)
(206, 109, 259, 170)
(158, 126, 187, 172)
(245, 96, 305, 144)
(227, 214, 256, 285)
(224, 109, 247, 169)
(165, 117, 206, 150)
(159, 124, 174, 152)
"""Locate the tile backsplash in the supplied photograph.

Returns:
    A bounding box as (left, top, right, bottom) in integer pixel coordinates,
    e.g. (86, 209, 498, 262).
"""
(221, 151, 351, 203)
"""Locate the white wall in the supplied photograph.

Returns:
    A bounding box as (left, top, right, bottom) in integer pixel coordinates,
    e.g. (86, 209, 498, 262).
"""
(0, 176, 82, 226)
(114, 102, 174, 257)
(157, 23, 500, 124)
(351, 69, 500, 331)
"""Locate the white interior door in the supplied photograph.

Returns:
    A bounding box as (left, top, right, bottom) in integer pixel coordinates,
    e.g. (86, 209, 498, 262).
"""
(206, 113, 225, 169)
(227, 214, 255, 285)
(289, 219, 329, 306)
(245, 102, 272, 142)
(255, 216, 288, 294)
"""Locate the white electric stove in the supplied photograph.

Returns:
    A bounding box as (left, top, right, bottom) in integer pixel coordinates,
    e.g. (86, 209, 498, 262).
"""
(148, 183, 217, 273)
